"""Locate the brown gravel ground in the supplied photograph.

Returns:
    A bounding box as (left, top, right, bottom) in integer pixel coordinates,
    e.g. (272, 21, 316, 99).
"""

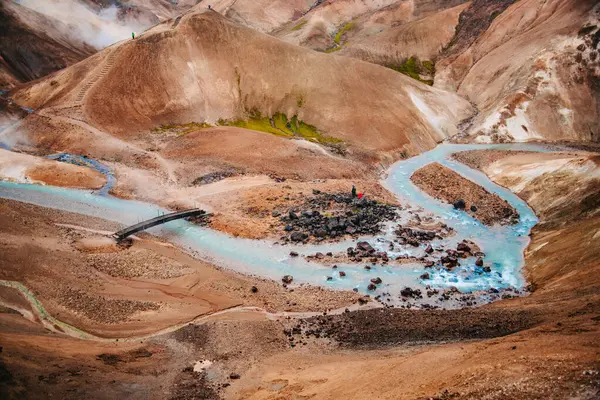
(57, 288, 160, 325)
(1, 151, 599, 399)
(411, 162, 518, 225)
(0, 199, 360, 335)
(205, 179, 399, 239)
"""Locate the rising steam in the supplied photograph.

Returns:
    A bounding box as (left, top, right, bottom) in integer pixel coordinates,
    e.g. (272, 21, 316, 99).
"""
(13, 0, 154, 49)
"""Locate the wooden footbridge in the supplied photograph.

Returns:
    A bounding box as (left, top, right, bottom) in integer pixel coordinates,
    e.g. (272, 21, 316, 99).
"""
(113, 208, 209, 242)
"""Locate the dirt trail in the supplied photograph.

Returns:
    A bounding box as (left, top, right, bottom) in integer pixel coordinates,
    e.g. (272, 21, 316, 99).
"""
(74, 47, 121, 106)
(0, 279, 368, 342)
(36, 108, 177, 183)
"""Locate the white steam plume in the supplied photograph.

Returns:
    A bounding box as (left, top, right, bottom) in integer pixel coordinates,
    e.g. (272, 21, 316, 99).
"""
(14, 0, 153, 49)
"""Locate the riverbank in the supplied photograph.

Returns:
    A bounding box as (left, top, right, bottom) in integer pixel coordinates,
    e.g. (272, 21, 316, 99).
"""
(0, 146, 598, 400)
(410, 162, 519, 225)
(0, 199, 361, 338)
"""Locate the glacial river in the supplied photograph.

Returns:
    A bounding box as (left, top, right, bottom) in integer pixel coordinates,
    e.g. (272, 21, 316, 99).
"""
(0, 143, 555, 306)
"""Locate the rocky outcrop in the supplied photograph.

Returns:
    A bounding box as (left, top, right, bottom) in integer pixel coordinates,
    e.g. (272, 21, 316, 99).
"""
(276, 191, 398, 243)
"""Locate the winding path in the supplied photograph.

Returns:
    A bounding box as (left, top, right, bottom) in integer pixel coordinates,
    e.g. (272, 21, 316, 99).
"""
(0, 279, 367, 342)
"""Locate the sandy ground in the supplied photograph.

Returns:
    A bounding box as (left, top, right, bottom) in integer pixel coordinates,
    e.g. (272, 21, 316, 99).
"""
(0, 199, 360, 339)
(0, 149, 106, 189)
(410, 162, 518, 225)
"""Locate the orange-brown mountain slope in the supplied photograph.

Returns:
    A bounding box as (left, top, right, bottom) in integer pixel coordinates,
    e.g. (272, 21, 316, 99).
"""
(436, 0, 600, 143)
(0, 2, 95, 88)
(12, 10, 473, 161)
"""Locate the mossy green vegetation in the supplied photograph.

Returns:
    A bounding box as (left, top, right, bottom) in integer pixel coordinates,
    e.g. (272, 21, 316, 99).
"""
(334, 21, 356, 44)
(387, 57, 435, 86)
(220, 112, 342, 145)
(324, 45, 343, 53)
(422, 60, 435, 75)
(151, 121, 212, 136)
(291, 20, 307, 31)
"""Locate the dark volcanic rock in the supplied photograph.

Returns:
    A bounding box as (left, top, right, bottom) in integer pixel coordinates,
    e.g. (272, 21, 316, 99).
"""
(276, 191, 398, 243)
(453, 199, 466, 210)
(357, 241, 375, 253)
(400, 287, 422, 298)
(193, 170, 236, 185)
(290, 232, 306, 242)
(457, 242, 471, 252)
(282, 275, 293, 284)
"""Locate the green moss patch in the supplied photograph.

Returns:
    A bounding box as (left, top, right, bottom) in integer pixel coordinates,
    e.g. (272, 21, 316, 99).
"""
(291, 20, 307, 31)
(220, 112, 342, 145)
(386, 57, 435, 86)
(324, 45, 343, 53)
(334, 21, 356, 44)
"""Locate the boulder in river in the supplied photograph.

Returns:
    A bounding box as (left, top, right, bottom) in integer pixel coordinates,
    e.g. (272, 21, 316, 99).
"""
(357, 241, 375, 253)
(370, 277, 382, 285)
(282, 275, 293, 284)
(475, 257, 484, 266)
(453, 199, 466, 210)
(457, 242, 471, 252)
(400, 287, 422, 298)
(315, 228, 327, 238)
(290, 232, 306, 242)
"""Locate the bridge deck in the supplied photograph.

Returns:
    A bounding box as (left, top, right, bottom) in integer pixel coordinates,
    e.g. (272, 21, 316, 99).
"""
(113, 208, 208, 241)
